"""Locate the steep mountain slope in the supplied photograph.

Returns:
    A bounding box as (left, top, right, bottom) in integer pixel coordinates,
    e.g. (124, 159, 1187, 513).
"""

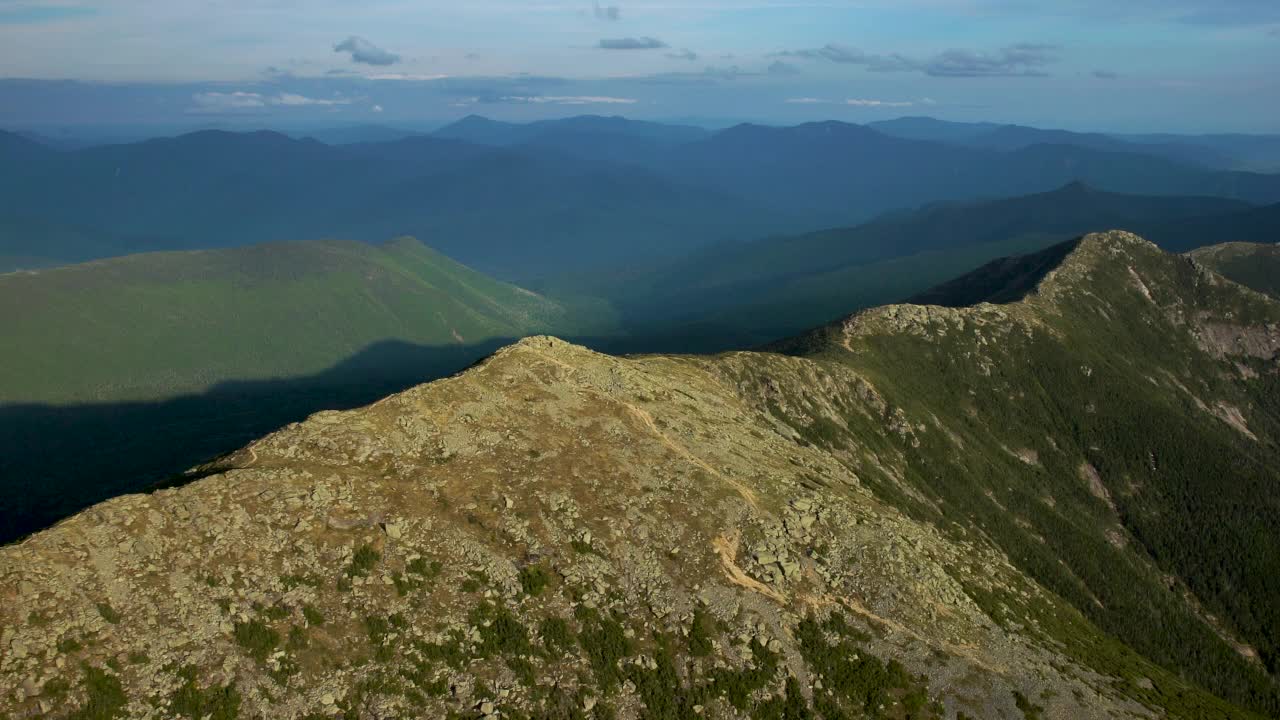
(1, 232, 1277, 719)
(776, 232, 1280, 715)
(1188, 242, 1280, 298)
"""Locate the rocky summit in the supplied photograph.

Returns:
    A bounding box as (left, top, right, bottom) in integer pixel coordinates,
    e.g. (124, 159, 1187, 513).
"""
(2, 232, 1279, 720)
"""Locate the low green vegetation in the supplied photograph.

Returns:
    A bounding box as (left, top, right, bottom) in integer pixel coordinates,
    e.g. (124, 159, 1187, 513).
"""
(169, 666, 241, 720)
(518, 564, 553, 597)
(233, 619, 280, 662)
(94, 603, 121, 625)
(346, 544, 381, 578)
(66, 666, 127, 720)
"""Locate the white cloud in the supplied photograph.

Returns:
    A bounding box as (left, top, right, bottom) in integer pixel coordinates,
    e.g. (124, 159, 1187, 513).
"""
(784, 96, 915, 107)
(191, 91, 266, 109)
(273, 93, 351, 106)
(845, 98, 914, 107)
(372, 104, 384, 113)
(189, 90, 353, 112)
(501, 95, 637, 104)
(365, 73, 450, 81)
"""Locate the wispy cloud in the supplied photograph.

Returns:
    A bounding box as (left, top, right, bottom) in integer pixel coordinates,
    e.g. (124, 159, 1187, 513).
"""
(785, 97, 915, 107)
(500, 95, 637, 105)
(845, 98, 914, 107)
(767, 61, 801, 75)
(666, 49, 698, 61)
(599, 37, 667, 50)
(1093, 69, 1120, 79)
(189, 91, 352, 112)
(334, 36, 401, 66)
(191, 91, 266, 110)
(777, 42, 1058, 78)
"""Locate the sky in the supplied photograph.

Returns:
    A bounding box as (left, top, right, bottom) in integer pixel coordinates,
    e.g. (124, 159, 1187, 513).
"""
(1, 0, 1279, 134)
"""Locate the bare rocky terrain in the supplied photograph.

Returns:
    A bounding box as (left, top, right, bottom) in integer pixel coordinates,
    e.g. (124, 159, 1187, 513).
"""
(2, 232, 1278, 719)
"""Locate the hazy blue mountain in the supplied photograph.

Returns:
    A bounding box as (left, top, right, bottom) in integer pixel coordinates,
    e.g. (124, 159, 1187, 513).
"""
(434, 113, 709, 147)
(6, 120, 1280, 282)
(655, 121, 1280, 228)
(871, 116, 1268, 171)
(1136, 201, 1280, 252)
(0, 128, 787, 281)
(867, 116, 1002, 143)
(293, 124, 426, 145)
(573, 183, 1259, 347)
(0, 129, 55, 161)
(1119, 132, 1280, 172)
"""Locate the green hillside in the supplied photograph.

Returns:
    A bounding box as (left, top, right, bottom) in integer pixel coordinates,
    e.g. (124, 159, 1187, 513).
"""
(0, 236, 614, 404)
(1189, 242, 1280, 298)
(775, 232, 1280, 714)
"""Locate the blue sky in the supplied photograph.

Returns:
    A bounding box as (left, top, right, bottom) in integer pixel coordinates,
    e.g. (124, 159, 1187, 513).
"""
(0, 0, 1278, 132)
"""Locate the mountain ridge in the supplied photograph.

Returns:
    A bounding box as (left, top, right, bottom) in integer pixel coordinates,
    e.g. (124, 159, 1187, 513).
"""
(2, 231, 1278, 719)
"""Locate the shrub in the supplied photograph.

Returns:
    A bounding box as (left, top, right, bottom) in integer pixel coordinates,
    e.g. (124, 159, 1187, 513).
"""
(346, 544, 381, 577)
(66, 665, 127, 720)
(519, 564, 553, 597)
(95, 603, 122, 625)
(302, 603, 326, 627)
(169, 666, 241, 720)
(233, 619, 280, 662)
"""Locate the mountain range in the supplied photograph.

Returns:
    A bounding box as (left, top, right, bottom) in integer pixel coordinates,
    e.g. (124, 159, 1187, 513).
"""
(1, 232, 1277, 719)
(6, 116, 1280, 282)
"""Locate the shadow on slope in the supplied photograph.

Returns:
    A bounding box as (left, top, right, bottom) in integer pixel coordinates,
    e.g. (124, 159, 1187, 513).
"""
(0, 338, 517, 545)
(906, 237, 1083, 307)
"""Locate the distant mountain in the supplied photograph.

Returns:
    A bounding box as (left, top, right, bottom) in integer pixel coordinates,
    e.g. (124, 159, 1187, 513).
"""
(1190, 241, 1280, 298)
(434, 113, 709, 147)
(652, 121, 1280, 229)
(0, 128, 54, 161)
(434, 114, 712, 166)
(293, 124, 425, 145)
(870, 116, 1274, 171)
(867, 115, 1002, 143)
(0, 128, 785, 281)
(592, 183, 1257, 345)
(1120, 132, 1280, 173)
(5, 121, 1280, 282)
(1136, 201, 1280, 252)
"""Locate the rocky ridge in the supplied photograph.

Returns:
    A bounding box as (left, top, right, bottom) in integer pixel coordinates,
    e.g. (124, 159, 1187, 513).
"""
(2, 232, 1278, 719)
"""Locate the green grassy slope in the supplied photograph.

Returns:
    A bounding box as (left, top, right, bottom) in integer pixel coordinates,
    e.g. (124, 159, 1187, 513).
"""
(0, 236, 615, 404)
(1189, 242, 1280, 298)
(768, 232, 1280, 715)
